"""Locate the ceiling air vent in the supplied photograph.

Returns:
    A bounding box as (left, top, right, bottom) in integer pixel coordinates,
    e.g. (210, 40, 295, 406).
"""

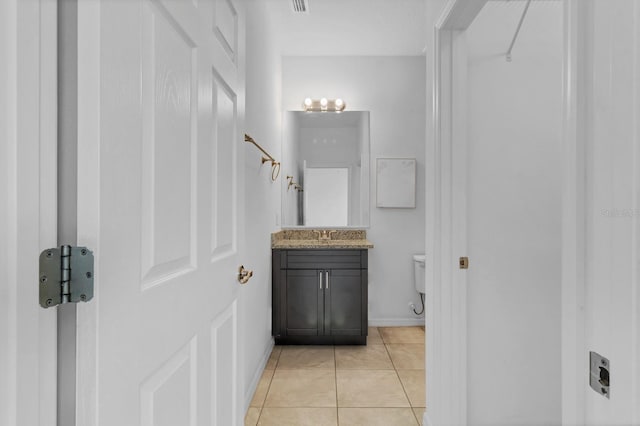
(291, 0, 309, 13)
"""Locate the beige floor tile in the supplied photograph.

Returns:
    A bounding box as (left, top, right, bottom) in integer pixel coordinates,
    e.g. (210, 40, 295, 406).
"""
(386, 344, 425, 370)
(335, 344, 393, 370)
(265, 346, 282, 370)
(338, 408, 418, 425)
(250, 368, 275, 408)
(412, 407, 425, 425)
(367, 327, 384, 344)
(277, 346, 335, 370)
(264, 369, 337, 407)
(244, 407, 261, 426)
(257, 408, 337, 426)
(379, 327, 425, 344)
(336, 370, 409, 408)
(397, 370, 426, 407)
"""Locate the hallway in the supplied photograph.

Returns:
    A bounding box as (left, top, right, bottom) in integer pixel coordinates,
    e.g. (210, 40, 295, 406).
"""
(245, 326, 425, 425)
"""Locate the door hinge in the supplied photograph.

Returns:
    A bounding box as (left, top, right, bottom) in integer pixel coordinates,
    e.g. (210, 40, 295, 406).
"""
(39, 245, 94, 308)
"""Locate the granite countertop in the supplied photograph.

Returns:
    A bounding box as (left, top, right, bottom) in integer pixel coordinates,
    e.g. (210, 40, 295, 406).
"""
(271, 229, 374, 249)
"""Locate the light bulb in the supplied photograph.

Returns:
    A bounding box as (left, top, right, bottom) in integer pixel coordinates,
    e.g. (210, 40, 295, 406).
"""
(335, 98, 343, 107)
(320, 98, 328, 107)
(304, 98, 312, 107)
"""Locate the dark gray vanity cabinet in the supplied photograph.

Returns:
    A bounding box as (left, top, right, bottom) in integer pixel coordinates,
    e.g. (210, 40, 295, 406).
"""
(272, 249, 368, 345)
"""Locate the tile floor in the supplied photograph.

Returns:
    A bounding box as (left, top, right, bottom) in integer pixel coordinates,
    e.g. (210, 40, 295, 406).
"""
(245, 326, 425, 426)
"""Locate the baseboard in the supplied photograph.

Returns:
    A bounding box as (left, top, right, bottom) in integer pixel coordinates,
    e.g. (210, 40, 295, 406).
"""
(243, 337, 274, 413)
(368, 318, 425, 327)
(422, 411, 432, 426)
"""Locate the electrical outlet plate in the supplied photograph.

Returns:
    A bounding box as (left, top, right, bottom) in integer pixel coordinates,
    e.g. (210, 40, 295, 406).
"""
(589, 351, 610, 399)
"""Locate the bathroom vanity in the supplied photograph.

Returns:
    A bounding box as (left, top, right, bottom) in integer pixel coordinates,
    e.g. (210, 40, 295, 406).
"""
(271, 230, 373, 345)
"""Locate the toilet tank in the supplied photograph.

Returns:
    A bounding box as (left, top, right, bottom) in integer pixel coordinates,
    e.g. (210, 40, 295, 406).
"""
(413, 254, 426, 294)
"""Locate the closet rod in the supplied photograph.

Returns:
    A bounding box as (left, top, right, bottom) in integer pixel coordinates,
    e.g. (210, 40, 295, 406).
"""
(506, 0, 532, 62)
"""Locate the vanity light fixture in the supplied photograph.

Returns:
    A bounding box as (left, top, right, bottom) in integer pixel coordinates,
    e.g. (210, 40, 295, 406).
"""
(302, 97, 346, 112)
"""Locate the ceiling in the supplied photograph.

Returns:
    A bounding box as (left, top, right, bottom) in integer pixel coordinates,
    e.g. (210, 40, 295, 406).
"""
(259, 0, 427, 56)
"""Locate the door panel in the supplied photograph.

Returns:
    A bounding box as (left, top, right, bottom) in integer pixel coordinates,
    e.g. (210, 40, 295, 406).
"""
(213, 0, 238, 64)
(140, 338, 197, 426)
(211, 302, 237, 426)
(211, 71, 237, 259)
(325, 269, 363, 335)
(76, 0, 245, 424)
(285, 270, 323, 336)
(141, 0, 198, 287)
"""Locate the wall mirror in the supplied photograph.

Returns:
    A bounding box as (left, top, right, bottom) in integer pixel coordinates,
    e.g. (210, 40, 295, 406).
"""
(281, 111, 370, 227)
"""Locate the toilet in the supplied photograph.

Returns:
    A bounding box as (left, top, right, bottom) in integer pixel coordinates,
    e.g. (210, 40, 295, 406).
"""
(413, 254, 425, 294)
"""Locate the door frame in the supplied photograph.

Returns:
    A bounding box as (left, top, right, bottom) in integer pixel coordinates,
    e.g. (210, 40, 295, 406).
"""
(426, 1, 487, 424)
(560, 1, 640, 424)
(0, 0, 58, 425)
(560, 1, 588, 424)
(74, 1, 101, 422)
(427, 1, 588, 425)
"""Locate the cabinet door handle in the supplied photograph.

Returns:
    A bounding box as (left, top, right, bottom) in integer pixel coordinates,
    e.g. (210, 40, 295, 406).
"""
(319, 271, 323, 290)
(325, 271, 329, 289)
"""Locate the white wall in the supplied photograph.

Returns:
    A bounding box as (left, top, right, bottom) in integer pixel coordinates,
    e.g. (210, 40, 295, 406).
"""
(242, 2, 282, 411)
(579, 2, 640, 424)
(282, 56, 426, 324)
(465, 2, 563, 425)
(281, 113, 301, 225)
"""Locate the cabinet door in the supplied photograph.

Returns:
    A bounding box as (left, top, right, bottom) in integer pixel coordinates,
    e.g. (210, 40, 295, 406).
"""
(324, 269, 364, 336)
(285, 269, 323, 336)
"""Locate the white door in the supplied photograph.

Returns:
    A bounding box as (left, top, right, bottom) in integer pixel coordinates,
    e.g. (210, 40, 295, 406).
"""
(0, 0, 57, 425)
(75, 1, 246, 425)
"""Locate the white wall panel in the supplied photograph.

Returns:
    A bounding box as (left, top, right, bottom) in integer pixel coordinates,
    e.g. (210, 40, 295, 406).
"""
(241, 2, 283, 411)
(464, 2, 563, 424)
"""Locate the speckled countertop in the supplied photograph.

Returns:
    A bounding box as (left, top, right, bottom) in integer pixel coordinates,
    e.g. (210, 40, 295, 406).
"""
(271, 229, 374, 249)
